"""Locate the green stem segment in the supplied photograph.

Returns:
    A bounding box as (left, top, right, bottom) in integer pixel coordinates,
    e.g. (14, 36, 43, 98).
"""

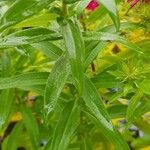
(62, 1, 68, 18)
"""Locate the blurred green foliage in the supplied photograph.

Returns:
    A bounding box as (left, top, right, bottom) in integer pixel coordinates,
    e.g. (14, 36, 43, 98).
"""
(0, 0, 150, 150)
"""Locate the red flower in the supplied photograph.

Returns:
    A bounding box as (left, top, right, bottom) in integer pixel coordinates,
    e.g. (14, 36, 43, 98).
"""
(86, 0, 99, 11)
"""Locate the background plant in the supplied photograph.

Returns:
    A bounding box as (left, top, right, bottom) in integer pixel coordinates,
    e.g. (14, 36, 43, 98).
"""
(0, 0, 150, 150)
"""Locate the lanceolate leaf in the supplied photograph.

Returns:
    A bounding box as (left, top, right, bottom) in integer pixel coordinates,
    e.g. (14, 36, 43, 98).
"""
(85, 41, 107, 68)
(44, 55, 70, 116)
(0, 0, 54, 31)
(62, 19, 85, 94)
(32, 41, 63, 59)
(83, 31, 143, 54)
(107, 105, 127, 119)
(19, 85, 45, 95)
(126, 91, 143, 126)
(0, 72, 49, 90)
(97, 0, 120, 30)
(45, 101, 80, 150)
(4, 122, 23, 150)
(0, 90, 13, 131)
(14, 12, 57, 28)
(82, 76, 112, 128)
(91, 72, 121, 88)
(21, 106, 39, 150)
(86, 110, 130, 150)
(0, 28, 61, 48)
(82, 77, 129, 150)
(98, 0, 117, 16)
(0, 52, 13, 131)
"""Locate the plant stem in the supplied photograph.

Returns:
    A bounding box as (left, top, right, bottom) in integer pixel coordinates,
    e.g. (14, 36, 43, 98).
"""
(62, 1, 68, 18)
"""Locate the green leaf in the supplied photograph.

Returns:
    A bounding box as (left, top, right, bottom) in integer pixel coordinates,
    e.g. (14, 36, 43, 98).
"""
(99, 22, 143, 33)
(83, 31, 143, 54)
(131, 135, 150, 149)
(63, 0, 80, 4)
(91, 72, 121, 88)
(85, 41, 107, 68)
(85, 110, 129, 150)
(44, 55, 70, 116)
(74, 0, 90, 15)
(138, 40, 150, 53)
(0, 52, 13, 131)
(98, 0, 117, 16)
(80, 138, 92, 150)
(140, 79, 150, 95)
(85, 5, 108, 26)
(32, 41, 63, 59)
(126, 91, 143, 127)
(0, 72, 49, 90)
(0, 90, 13, 131)
(83, 31, 120, 41)
(21, 106, 39, 150)
(0, 27, 61, 48)
(45, 101, 80, 150)
(107, 105, 127, 119)
(15, 12, 57, 28)
(97, 0, 120, 30)
(62, 18, 85, 94)
(82, 76, 129, 150)
(82, 76, 112, 127)
(19, 85, 45, 95)
(0, 0, 54, 31)
(4, 122, 23, 150)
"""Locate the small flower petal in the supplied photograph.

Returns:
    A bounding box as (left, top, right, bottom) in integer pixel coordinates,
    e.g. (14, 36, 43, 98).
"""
(86, 0, 99, 11)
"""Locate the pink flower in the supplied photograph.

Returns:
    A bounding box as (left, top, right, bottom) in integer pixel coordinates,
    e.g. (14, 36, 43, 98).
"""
(86, 0, 99, 11)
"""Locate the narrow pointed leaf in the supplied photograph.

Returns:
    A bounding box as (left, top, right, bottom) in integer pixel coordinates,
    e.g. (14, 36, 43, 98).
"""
(82, 77, 129, 150)
(62, 19, 85, 94)
(83, 31, 143, 54)
(0, 0, 54, 31)
(44, 55, 70, 115)
(21, 106, 39, 150)
(45, 101, 80, 150)
(126, 91, 143, 126)
(85, 111, 129, 150)
(0, 72, 49, 90)
(4, 122, 23, 150)
(85, 41, 107, 68)
(0, 27, 61, 48)
(0, 52, 13, 131)
(97, 0, 120, 30)
(32, 41, 63, 59)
